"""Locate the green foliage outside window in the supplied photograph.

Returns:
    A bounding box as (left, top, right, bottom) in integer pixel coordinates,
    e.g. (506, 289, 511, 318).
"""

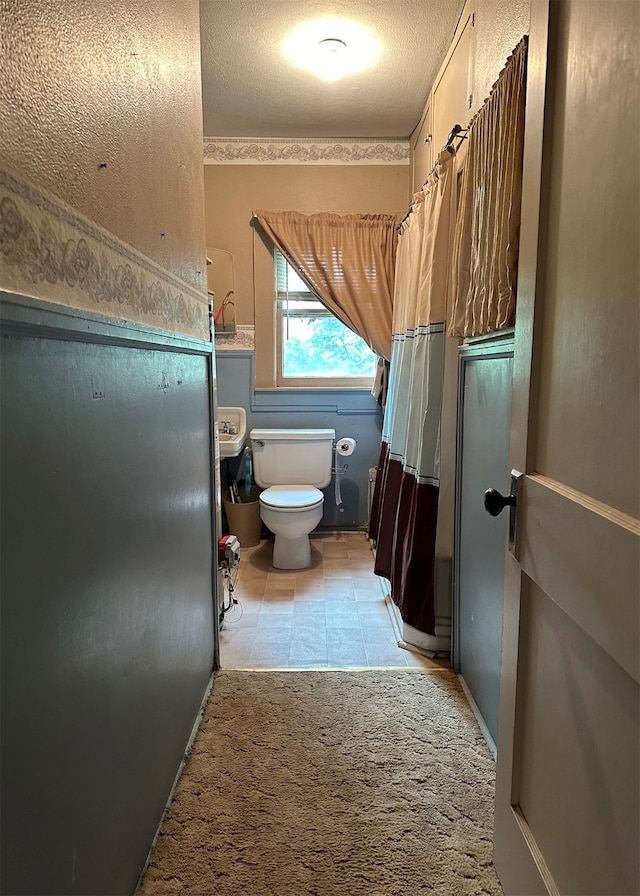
(282, 316, 376, 378)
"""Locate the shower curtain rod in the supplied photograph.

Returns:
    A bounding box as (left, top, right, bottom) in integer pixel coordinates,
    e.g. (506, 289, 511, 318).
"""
(397, 123, 467, 230)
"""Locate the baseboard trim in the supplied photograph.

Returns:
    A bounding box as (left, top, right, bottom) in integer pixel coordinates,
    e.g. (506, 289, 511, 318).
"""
(458, 673, 497, 759)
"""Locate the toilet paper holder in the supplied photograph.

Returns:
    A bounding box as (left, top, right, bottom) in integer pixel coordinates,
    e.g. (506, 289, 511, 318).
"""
(332, 436, 355, 479)
(332, 437, 356, 512)
(332, 436, 356, 474)
(336, 437, 356, 456)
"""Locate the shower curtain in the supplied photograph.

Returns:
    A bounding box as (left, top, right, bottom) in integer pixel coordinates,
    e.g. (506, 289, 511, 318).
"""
(369, 150, 456, 635)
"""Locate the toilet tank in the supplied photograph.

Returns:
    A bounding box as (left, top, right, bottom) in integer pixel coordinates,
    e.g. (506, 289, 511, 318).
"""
(250, 429, 335, 488)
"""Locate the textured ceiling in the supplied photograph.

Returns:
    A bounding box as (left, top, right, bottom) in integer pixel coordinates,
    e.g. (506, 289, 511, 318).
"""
(199, 0, 464, 139)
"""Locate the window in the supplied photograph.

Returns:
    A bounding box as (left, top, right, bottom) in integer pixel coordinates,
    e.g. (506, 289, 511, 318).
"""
(274, 249, 376, 387)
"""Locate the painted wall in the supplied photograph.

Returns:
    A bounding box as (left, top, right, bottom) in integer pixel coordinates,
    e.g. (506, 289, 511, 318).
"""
(203, 163, 410, 326)
(0, 2, 215, 894)
(1, 0, 210, 340)
(0, 316, 215, 895)
(1, 0, 208, 296)
(473, 0, 530, 113)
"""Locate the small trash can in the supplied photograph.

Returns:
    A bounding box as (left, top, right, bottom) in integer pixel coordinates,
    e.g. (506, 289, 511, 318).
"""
(222, 486, 263, 548)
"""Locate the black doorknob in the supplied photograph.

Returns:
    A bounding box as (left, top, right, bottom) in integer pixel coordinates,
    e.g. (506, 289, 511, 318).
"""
(484, 487, 516, 516)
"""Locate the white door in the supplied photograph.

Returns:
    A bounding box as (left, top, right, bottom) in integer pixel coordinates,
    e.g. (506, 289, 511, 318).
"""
(492, 2, 639, 894)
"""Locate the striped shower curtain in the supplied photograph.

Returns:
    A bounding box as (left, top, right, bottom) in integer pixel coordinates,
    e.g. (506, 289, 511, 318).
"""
(369, 151, 456, 635)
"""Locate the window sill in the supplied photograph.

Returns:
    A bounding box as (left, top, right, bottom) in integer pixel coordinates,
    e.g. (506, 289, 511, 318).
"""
(255, 385, 374, 393)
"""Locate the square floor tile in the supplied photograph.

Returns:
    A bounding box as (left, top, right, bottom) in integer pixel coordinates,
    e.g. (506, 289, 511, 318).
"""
(292, 602, 326, 619)
(322, 561, 355, 579)
(327, 644, 368, 667)
(328, 600, 360, 620)
(327, 626, 365, 649)
(323, 579, 356, 600)
(294, 582, 326, 600)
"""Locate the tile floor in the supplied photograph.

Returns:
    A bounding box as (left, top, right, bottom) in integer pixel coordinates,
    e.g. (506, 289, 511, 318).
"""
(219, 530, 445, 671)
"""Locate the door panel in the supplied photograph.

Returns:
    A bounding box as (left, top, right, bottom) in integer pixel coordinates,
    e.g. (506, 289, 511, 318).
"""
(520, 476, 639, 681)
(493, 2, 640, 893)
(531, 0, 639, 516)
(515, 580, 639, 896)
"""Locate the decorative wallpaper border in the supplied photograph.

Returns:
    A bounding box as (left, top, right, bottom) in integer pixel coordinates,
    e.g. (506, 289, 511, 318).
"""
(203, 138, 410, 166)
(0, 168, 211, 341)
(214, 325, 255, 351)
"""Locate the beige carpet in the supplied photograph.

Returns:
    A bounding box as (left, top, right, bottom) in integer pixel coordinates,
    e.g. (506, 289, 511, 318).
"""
(138, 670, 503, 896)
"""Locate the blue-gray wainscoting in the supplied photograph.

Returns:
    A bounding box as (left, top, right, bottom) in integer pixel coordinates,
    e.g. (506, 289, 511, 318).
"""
(215, 351, 383, 529)
(0, 293, 218, 896)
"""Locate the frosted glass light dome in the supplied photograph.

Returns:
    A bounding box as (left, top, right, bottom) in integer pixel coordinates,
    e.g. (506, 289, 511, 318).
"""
(284, 19, 379, 82)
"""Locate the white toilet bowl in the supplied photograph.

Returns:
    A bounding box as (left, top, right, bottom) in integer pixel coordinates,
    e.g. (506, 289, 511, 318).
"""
(259, 485, 324, 569)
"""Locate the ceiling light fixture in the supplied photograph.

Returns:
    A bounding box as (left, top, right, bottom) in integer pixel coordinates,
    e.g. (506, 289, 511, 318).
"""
(317, 38, 348, 81)
(319, 38, 347, 55)
(284, 19, 378, 83)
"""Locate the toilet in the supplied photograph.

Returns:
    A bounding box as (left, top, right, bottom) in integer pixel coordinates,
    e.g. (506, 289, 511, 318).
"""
(250, 428, 335, 569)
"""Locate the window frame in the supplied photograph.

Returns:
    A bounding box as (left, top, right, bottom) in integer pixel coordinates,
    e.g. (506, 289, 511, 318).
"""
(273, 247, 376, 390)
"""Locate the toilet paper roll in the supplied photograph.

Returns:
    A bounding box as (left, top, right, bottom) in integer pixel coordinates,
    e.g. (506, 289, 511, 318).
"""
(336, 437, 356, 456)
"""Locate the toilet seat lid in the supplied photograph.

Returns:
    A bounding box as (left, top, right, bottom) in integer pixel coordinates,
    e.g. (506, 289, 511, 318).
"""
(260, 485, 324, 510)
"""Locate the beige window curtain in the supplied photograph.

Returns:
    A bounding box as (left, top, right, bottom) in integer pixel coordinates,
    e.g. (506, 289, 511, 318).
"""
(253, 210, 397, 361)
(448, 36, 528, 338)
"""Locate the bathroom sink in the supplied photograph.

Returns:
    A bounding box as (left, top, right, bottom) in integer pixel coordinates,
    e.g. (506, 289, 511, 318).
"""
(217, 407, 247, 458)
